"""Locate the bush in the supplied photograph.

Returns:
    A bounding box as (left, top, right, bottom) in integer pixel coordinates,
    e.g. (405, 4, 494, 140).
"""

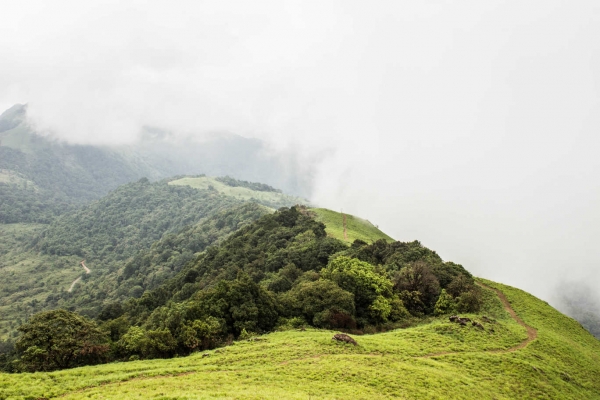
(15, 309, 109, 371)
(456, 287, 484, 313)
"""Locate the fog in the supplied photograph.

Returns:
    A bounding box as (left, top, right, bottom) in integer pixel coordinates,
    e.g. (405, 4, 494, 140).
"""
(1, 1, 599, 304)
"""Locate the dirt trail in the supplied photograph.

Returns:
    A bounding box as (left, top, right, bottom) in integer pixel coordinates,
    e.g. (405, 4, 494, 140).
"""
(67, 260, 91, 292)
(478, 281, 537, 351)
(80, 260, 91, 274)
(67, 277, 82, 293)
(421, 282, 537, 358)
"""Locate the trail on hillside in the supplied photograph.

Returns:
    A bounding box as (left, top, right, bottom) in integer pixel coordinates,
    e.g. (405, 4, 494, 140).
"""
(67, 260, 91, 292)
(67, 277, 81, 293)
(80, 260, 91, 274)
(479, 282, 538, 351)
(421, 282, 537, 358)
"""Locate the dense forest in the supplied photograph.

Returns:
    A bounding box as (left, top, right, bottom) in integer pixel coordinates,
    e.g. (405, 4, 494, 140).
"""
(1, 206, 483, 372)
(30, 179, 289, 318)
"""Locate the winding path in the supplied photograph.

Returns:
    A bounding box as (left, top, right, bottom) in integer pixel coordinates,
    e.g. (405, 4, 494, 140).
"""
(421, 282, 537, 358)
(478, 281, 537, 351)
(67, 260, 91, 292)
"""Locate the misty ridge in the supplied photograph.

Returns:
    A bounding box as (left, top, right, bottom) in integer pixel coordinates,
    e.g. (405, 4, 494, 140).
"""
(2, 102, 599, 340)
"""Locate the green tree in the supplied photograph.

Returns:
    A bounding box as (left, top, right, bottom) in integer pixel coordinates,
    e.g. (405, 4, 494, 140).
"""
(456, 287, 484, 313)
(321, 256, 393, 324)
(15, 309, 109, 371)
(192, 273, 280, 336)
(394, 261, 441, 314)
(434, 289, 456, 315)
(283, 280, 356, 328)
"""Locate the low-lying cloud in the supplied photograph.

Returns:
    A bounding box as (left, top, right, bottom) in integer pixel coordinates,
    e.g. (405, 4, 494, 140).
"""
(1, 1, 599, 304)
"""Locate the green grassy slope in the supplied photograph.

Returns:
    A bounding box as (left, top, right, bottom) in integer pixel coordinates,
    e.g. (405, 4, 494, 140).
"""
(311, 208, 395, 243)
(4, 280, 598, 399)
(169, 176, 307, 209)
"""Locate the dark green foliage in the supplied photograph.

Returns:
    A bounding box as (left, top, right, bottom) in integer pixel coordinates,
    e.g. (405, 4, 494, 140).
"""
(0, 339, 16, 372)
(15, 310, 109, 371)
(130, 207, 345, 318)
(394, 261, 441, 315)
(282, 280, 356, 328)
(29, 181, 267, 318)
(344, 239, 471, 284)
(191, 273, 279, 336)
(119, 203, 269, 290)
(36, 178, 241, 260)
(0, 182, 74, 224)
(456, 286, 484, 313)
(216, 175, 281, 192)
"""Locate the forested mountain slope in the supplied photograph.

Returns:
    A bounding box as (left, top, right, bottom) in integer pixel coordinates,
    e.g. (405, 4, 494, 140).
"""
(0, 178, 297, 340)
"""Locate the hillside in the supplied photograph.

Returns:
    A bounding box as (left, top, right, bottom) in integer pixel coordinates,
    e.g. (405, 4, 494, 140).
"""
(0, 178, 293, 339)
(168, 175, 308, 209)
(311, 208, 394, 243)
(0, 104, 311, 224)
(2, 279, 599, 399)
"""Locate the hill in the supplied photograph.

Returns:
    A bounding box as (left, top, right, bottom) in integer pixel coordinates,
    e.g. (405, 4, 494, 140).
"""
(0, 104, 311, 223)
(2, 279, 599, 399)
(0, 177, 295, 340)
(168, 175, 308, 209)
(311, 208, 394, 243)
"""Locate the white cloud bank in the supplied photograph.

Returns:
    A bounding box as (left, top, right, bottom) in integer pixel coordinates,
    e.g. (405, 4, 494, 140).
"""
(1, 0, 599, 302)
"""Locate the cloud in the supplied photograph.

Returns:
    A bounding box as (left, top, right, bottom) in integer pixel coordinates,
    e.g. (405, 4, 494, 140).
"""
(1, 1, 600, 302)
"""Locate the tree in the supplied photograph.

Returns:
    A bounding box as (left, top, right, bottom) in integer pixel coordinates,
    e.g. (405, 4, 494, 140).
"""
(434, 289, 456, 315)
(456, 287, 484, 313)
(192, 273, 280, 336)
(394, 261, 440, 314)
(284, 280, 356, 328)
(446, 274, 475, 298)
(15, 309, 109, 371)
(321, 256, 393, 324)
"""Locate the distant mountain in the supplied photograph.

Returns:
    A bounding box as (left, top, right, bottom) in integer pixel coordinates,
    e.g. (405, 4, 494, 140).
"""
(0, 104, 311, 223)
(553, 281, 600, 339)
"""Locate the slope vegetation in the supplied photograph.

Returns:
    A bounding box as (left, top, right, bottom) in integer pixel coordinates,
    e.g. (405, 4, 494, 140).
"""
(311, 208, 394, 243)
(2, 280, 599, 399)
(169, 175, 307, 209)
(0, 179, 281, 339)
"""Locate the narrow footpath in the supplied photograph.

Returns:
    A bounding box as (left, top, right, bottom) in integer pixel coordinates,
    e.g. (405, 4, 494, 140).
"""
(421, 282, 537, 358)
(67, 260, 91, 292)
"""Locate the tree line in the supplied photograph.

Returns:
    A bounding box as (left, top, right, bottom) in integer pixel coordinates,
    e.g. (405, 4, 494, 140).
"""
(1, 207, 483, 372)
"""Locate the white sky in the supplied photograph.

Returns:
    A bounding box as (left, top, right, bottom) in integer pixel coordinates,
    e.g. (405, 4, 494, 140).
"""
(1, 0, 599, 303)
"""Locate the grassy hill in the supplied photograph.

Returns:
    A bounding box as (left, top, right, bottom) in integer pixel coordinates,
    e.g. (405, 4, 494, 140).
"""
(2, 280, 599, 399)
(169, 176, 308, 209)
(311, 208, 395, 243)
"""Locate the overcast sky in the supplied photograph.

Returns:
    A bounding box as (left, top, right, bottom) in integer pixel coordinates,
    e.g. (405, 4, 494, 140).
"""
(1, 1, 599, 304)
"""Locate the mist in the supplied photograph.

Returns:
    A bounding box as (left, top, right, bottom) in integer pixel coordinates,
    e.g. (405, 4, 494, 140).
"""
(1, 1, 599, 304)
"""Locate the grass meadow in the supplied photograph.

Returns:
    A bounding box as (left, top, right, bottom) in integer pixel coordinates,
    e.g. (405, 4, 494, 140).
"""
(168, 177, 306, 208)
(311, 208, 395, 244)
(3, 281, 599, 399)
